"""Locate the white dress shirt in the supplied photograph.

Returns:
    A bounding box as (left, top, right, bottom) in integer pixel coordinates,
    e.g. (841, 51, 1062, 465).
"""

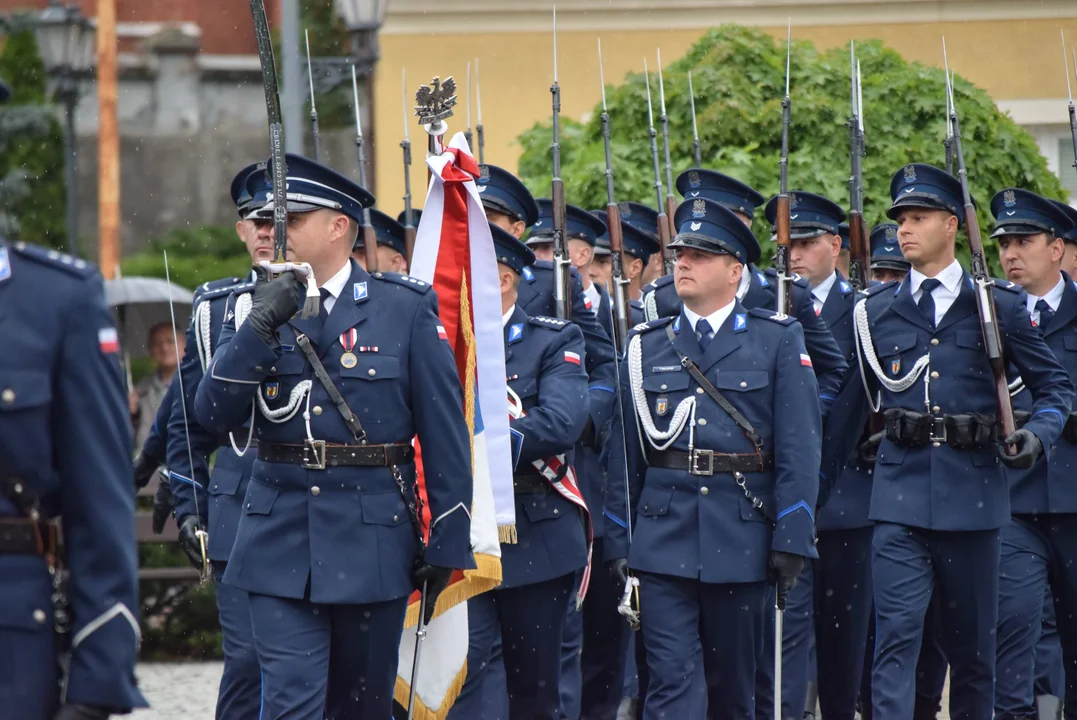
(1025, 273, 1065, 325)
(502, 305, 516, 328)
(735, 266, 753, 300)
(318, 260, 354, 316)
(810, 271, 838, 314)
(683, 299, 737, 343)
(909, 259, 965, 326)
(583, 281, 602, 315)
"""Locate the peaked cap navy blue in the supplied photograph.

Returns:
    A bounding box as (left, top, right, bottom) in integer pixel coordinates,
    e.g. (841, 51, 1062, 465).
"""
(1049, 199, 1077, 244)
(764, 191, 846, 240)
(491, 222, 536, 274)
(397, 208, 422, 227)
(886, 163, 969, 226)
(990, 188, 1074, 239)
(249, 153, 375, 224)
(869, 222, 909, 271)
(616, 201, 661, 241)
(669, 197, 761, 264)
(676, 169, 765, 219)
(230, 161, 267, 215)
(838, 222, 850, 250)
(591, 209, 661, 262)
(529, 199, 608, 247)
(477, 164, 539, 227)
(359, 208, 406, 256)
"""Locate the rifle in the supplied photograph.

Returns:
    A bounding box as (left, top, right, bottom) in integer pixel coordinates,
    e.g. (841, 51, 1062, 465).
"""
(644, 59, 674, 276)
(305, 29, 321, 163)
(774, 20, 794, 316)
(1063, 31, 1077, 172)
(465, 61, 474, 152)
(657, 50, 678, 239)
(688, 70, 702, 166)
(401, 68, 416, 263)
(351, 64, 379, 272)
(943, 39, 1016, 442)
(475, 57, 485, 165)
(846, 42, 869, 292)
(551, 7, 571, 321)
(598, 38, 630, 354)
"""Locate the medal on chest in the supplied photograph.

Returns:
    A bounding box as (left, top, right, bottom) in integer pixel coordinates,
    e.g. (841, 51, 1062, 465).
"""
(340, 328, 358, 369)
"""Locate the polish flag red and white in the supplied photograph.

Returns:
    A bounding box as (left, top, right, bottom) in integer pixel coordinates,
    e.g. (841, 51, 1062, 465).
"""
(564, 350, 581, 366)
(800, 353, 813, 368)
(98, 327, 120, 354)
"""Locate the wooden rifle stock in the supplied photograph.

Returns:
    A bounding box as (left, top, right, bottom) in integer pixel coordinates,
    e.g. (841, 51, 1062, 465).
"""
(362, 222, 379, 273)
(552, 179, 572, 321)
(847, 211, 870, 291)
(774, 195, 792, 315)
(606, 203, 630, 353)
(657, 211, 674, 275)
(664, 195, 678, 240)
(403, 225, 416, 267)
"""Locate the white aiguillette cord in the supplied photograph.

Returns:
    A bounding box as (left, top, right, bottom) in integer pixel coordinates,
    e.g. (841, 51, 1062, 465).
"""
(258, 260, 321, 319)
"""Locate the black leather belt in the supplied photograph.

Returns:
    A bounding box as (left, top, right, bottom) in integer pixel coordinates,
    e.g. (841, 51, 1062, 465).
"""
(512, 474, 551, 494)
(259, 441, 414, 470)
(649, 450, 773, 476)
(0, 518, 59, 556)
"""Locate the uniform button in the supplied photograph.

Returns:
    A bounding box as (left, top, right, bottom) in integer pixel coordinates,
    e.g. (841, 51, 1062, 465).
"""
(697, 418, 707, 426)
(311, 486, 321, 496)
(368, 368, 377, 377)
(554, 508, 559, 515)
(930, 371, 939, 380)
(660, 384, 668, 391)
(696, 388, 704, 395)
(393, 515, 399, 522)
(269, 366, 277, 374)
(32, 609, 46, 624)
(932, 405, 940, 413)
(930, 338, 940, 346)
(739, 381, 747, 388)
(933, 441, 941, 448)
(700, 487, 709, 496)
(313, 406, 323, 416)
(1, 389, 13, 404)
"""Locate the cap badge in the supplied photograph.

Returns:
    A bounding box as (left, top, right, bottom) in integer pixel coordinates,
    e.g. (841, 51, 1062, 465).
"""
(885, 226, 897, 240)
(618, 201, 632, 217)
(904, 165, 917, 183)
(688, 171, 701, 188)
(789, 193, 798, 209)
(1003, 189, 1016, 207)
(692, 199, 706, 219)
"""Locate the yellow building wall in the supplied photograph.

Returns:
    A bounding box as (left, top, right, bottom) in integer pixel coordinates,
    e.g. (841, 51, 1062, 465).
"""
(372, 17, 1077, 216)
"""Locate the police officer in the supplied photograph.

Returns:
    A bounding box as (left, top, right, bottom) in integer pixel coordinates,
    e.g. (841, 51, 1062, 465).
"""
(194, 153, 474, 719)
(642, 169, 846, 416)
(605, 197, 820, 717)
(869, 222, 910, 284)
(354, 208, 409, 273)
(161, 161, 279, 718)
(826, 163, 1074, 719)
(991, 188, 1077, 720)
(761, 190, 869, 720)
(447, 223, 590, 720)
(0, 81, 146, 719)
(591, 205, 661, 328)
(1051, 200, 1077, 280)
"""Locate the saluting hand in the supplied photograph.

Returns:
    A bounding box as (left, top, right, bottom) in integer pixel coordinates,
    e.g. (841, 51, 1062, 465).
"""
(999, 428, 1043, 470)
(52, 704, 112, 720)
(245, 268, 302, 347)
(767, 551, 805, 612)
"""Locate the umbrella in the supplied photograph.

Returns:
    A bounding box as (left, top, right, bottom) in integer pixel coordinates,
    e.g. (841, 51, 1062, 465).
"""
(104, 276, 194, 389)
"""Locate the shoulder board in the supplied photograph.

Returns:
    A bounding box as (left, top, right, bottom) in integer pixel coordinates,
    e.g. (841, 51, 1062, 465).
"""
(529, 315, 570, 330)
(991, 277, 1021, 294)
(763, 267, 810, 288)
(10, 241, 95, 278)
(371, 271, 432, 293)
(196, 276, 247, 303)
(748, 307, 796, 325)
(862, 279, 899, 298)
(630, 316, 675, 335)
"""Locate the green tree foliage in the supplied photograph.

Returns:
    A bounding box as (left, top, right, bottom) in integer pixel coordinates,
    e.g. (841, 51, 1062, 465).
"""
(0, 26, 66, 249)
(517, 26, 1066, 272)
(121, 225, 254, 292)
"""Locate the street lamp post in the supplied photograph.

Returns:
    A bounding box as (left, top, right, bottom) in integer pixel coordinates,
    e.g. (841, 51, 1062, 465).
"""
(335, 0, 389, 195)
(33, 0, 95, 257)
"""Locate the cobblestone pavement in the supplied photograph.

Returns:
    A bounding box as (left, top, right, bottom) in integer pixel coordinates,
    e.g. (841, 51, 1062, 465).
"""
(131, 662, 952, 718)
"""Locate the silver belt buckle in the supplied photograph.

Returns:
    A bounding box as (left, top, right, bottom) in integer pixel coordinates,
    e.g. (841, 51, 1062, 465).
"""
(302, 439, 327, 470)
(929, 418, 947, 445)
(690, 448, 714, 476)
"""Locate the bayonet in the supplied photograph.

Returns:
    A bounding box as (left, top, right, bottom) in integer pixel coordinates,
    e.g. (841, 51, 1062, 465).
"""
(401, 68, 415, 263)
(657, 49, 677, 239)
(846, 41, 869, 292)
(774, 18, 793, 316)
(475, 57, 485, 165)
(550, 6, 571, 320)
(943, 36, 1017, 445)
(305, 29, 321, 162)
(688, 70, 701, 166)
(644, 58, 673, 275)
(351, 64, 379, 272)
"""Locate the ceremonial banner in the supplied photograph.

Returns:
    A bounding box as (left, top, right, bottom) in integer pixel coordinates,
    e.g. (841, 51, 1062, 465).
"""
(395, 132, 514, 718)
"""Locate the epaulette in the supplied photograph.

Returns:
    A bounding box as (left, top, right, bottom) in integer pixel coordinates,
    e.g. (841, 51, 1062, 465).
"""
(371, 271, 432, 293)
(529, 315, 570, 331)
(991, 277, 1021, 294)
(10, 241, 95, 278)
(748, 307, 796, 325)
(196, 276, 247, 304)
(630, 316, 675, 335)
(763, 267, 810, 288)
(862, 279, 899, 298)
